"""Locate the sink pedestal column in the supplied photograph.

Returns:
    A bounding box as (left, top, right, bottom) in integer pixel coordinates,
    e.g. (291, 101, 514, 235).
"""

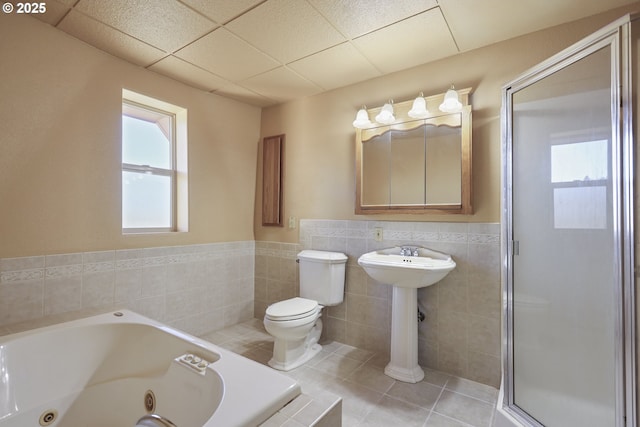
(384, 285, 424, 383)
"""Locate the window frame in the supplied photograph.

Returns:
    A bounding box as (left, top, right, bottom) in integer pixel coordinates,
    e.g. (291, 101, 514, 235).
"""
(121, 99, 178, 234)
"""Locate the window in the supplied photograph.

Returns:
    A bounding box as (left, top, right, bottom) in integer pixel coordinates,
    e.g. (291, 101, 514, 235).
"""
(122, 90, 188, 233)
(550, 138, 609, 230)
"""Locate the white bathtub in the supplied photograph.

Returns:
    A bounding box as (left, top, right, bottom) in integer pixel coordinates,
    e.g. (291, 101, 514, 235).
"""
(0, 310, 301, 427)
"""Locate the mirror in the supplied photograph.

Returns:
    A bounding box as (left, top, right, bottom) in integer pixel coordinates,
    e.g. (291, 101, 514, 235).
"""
(355, 89, 472, 214)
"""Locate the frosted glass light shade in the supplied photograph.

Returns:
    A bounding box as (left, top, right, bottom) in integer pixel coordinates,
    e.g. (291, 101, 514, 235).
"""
(439, 87, 462, 113)
(408, 96, 429, 119)
(375, 103, 395, 124)
(352, 108, 372, 128)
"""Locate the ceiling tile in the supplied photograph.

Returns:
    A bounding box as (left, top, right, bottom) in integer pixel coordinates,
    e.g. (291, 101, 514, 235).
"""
(74, 0, 217, 53)
(58, 11, 166, 67)
(149, 56, 230, 92)
(23, 0, 639, 108)
(240, 67, 323, 103)
(174, 27, 279, 81)
(353, 8, 459, 74)
(226, 0, 346, 63)
(213, 82, 277, 107)
(180, 0, 264, 24)
(439, 0, 638, 52)
(288, 42, 382, 90)
(308, 0, 438, 38)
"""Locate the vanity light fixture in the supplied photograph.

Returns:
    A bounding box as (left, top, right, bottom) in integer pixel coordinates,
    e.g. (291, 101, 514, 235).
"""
(439, 85, 463, 113)
(408, 92, 429, 119)
(375, 100, 395, 125)
(352, 106, 373, 129)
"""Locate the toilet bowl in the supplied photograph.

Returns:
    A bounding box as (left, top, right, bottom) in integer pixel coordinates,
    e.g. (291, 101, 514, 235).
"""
(264, 297, 323, 371)
(263, 250, 347, 371)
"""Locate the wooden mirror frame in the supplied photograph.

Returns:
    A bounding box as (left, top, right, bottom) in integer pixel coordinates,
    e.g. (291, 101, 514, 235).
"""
(355, 88, 472, 215)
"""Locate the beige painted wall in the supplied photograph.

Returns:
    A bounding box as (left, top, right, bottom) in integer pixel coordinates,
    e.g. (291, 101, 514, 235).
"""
(0, 15, 261, 258)
(255, 4, 639, 243)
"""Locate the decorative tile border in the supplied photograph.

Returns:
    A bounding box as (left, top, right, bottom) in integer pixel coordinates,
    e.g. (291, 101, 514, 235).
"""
(0, 268, 44, 283)
(299, 219, 499, 247)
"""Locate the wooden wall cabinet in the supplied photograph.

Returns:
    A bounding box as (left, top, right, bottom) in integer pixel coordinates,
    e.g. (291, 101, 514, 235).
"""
(262, 134, 284, 226)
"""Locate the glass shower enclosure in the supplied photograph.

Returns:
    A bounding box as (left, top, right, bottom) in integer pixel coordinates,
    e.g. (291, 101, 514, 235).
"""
(501, 14, 637, 427)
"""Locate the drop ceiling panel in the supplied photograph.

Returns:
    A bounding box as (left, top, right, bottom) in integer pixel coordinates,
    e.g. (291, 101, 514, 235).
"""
(214, 82, 276, 107)
(353, 9, 459, 74)
(149, 56, 230, 92)
(180, 0, 265, 24)
(240, 67, 323, 103)
(439, 0, 639, 52)
(308, 0, 438, 38)
(26, 0, 638, 107)
(288, 42, 382, 90)
(58, 11, 166, 67)
(74, 0, 217, 53)
(174, 27, 279, 81)
(226, 0, 346, 63)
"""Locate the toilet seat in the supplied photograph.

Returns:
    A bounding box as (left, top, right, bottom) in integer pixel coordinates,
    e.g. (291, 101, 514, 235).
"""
(265, 297, 319, 321)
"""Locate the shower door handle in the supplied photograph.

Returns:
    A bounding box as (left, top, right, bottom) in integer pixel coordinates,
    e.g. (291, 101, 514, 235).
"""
(513, 240, 519, 256)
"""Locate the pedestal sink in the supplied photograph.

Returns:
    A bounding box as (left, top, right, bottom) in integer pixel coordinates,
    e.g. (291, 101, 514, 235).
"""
(358, 246, 456, 383)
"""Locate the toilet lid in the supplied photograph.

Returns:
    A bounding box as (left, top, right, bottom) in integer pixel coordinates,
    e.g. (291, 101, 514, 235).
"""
(266, 297, 319, 321)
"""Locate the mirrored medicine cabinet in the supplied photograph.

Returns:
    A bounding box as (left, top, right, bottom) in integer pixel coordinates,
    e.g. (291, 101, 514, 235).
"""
(355, 88, 472, 215)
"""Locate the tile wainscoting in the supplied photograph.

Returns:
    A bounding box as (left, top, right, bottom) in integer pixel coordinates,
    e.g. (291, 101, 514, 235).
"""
(0, 241, 255, 336)
(1, 220, 500, 387)
(255, 220, 501, 387)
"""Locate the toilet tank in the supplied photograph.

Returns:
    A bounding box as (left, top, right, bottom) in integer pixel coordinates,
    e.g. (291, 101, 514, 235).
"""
(297, 250, 347, 306)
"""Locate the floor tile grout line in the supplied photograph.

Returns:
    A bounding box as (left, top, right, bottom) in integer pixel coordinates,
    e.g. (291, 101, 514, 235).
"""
(422, 377, 450, 426)
(442, 387, 498, 406)
(429, 409, 478, 427)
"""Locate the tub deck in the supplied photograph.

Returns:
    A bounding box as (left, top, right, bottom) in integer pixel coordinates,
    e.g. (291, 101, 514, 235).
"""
(0, 310, 301, 427)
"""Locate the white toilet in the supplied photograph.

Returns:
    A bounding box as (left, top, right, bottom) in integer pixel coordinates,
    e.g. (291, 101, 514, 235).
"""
(263, 250, 347, 371)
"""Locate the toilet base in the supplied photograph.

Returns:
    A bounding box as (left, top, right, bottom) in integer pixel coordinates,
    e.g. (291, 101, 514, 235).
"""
(267, 318, 323, 371)
(268, 343, 322, 371)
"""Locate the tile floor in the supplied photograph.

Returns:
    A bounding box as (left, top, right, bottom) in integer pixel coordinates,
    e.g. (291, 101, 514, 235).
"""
(201, 319, 499, 427)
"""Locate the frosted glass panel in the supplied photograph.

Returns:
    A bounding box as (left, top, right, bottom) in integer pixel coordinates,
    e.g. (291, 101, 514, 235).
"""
(511, 45, 616, 426)
(122, 171, 171, 229)
(553, 186, 607, 229)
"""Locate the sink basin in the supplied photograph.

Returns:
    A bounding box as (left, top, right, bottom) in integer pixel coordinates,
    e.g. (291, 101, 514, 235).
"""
(358, 246, 456, 383)
(358, 246, 456, 288)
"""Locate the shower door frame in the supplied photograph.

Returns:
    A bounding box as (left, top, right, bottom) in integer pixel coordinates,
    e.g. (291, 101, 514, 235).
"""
(501, 14, 637, 427)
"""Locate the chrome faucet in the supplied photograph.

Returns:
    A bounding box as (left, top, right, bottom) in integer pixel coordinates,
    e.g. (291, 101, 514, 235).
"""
(400, 246, 419, 256)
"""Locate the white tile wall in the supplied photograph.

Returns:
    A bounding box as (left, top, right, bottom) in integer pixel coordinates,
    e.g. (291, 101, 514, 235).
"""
(0, 241, 255, 336)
